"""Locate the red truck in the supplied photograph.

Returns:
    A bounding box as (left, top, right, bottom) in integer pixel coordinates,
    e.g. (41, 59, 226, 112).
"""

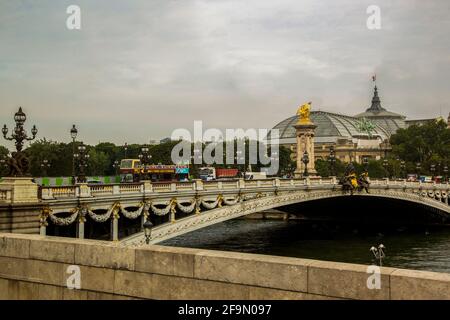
(199, 167, 239, 180)
(216, 168, 239, 179)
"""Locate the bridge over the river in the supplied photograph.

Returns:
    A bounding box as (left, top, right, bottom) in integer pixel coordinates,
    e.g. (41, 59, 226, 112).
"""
(3, 177, 445, 245)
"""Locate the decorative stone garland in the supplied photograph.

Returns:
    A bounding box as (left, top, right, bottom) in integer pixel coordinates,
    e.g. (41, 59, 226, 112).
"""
(49, 208, 79, 226)
(223, 196, 239, 206)
(201, 195, 222, 209)
(150, 200, 174, 216)
(88, 203, 118, 223)
(177, 200, 196, 213)
(121, 203, 144, 219)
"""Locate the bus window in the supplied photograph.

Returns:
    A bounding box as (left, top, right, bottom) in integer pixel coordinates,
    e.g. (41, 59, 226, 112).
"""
(120, 159, 133, 169)
(133, 160, 141, 168)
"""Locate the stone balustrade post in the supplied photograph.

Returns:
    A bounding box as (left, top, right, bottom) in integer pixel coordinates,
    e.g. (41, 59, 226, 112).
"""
(218, 181, 223, 189)
(273, 178, 280, 187)
(304, 177, 310, 186)
(170, 183, 177, 192)
(238, 178, 245, 189)
(194, 179, 204, 191)
(144, 181, 152, 193)
(113, 185, 120, 195)
(41, 188, 53, 200)
(79, 183, 91, 198)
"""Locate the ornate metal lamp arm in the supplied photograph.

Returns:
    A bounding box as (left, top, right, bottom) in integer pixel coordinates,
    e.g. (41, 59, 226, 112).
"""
(25, 125, 38, 141)
(2, 125, 14, 140)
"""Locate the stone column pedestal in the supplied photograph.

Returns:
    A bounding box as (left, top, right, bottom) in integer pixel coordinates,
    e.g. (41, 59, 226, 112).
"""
(0, 177, 39, 204)
(294, 123, 317, 178)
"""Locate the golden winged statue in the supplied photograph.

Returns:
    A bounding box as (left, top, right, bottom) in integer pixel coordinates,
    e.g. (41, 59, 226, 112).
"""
(296, 101, 312, 125)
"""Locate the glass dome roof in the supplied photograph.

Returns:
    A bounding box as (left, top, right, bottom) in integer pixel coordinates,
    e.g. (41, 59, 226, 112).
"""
(268, 111, 391, 142)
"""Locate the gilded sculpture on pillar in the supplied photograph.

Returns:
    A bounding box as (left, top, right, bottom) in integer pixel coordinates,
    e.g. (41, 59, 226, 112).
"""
(296, 102, 312, 125)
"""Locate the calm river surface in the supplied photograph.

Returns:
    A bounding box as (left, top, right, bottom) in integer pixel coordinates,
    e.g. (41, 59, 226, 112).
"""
(161, 219, 450, 274)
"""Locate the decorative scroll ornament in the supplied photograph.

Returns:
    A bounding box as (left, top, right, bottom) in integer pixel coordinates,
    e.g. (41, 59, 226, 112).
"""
(217, 194, 223, 208)
(176, 199, 196, 213)
(39, 206, 52, 227)
(170, 198, 177, 214)
(49, 208, 79, 226)
(121, 202, 144, 219)
(88, 202, 119, 223)
(195, 197, 201, 214)
(78, 205, 87, 223)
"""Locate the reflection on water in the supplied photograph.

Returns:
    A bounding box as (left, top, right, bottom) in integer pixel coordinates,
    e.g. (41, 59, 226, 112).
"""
(161, 219, 450, 274)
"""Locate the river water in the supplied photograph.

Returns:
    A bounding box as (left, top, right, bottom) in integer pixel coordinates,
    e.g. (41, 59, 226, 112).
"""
(161, 219, 450, 274)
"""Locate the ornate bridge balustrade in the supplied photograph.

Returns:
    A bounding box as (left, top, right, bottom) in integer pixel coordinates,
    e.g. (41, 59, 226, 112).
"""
(34, 177, 450, 245)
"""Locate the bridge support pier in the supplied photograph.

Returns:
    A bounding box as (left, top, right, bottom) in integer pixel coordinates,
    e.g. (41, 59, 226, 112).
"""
(39, 224, 46, 236)
(77, 221, 85, 239)
(111, 211, 119, 241)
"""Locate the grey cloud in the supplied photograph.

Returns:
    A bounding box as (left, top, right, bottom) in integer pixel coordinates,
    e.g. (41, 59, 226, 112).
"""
(0, 0, 449, 148)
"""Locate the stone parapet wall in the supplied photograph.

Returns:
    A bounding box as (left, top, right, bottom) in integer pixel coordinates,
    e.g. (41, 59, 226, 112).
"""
(0, 233, 449, 300)
(0, 205, 41, 234)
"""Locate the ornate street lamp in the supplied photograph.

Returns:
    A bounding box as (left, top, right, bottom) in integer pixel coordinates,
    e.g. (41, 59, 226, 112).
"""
(382, 159, 389, 178)
(416, 162, 421, 177)
(143, 219, 153, 244)
(443, 165, 448, 183)
(400, 160, 406, 179)
(124, 142, 128, 159)
(74, 142, 89, 183)
(40, 159, 51, 177)
(139, 146, 152, 180)
(328, 146, 336, 177)
(2, 107, 38, 176)
(70, 125, 78, 185)
(370, 244, 386, 267)
(302, 150, 309, 177)
(430, 164, 436, 180)
(113, 160, 120, 176)
(362, 156, 369, 173)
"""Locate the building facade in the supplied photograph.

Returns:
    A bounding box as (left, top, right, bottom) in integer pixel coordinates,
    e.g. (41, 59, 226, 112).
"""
(268, 85, 445, 164)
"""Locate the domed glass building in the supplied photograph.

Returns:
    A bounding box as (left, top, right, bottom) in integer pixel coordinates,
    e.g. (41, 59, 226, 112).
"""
(268, 85, 436, 164)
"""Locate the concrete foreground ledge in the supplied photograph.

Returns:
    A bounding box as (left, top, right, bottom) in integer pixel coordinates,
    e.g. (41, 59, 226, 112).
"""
(0, 233, 449, 300)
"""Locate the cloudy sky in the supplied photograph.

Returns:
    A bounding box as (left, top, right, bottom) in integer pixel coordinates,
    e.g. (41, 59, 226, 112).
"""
(1, 0, 449, 147)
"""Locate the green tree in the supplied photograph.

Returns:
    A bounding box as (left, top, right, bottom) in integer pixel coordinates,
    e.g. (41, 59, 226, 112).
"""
(0, 144, 9, 177)
(87, 149, 110, 176)
(390, 120, 450, 175)
(24, 139, 72, 177)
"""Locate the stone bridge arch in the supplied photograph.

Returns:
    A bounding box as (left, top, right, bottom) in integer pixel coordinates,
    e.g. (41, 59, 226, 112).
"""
(121, 188, 450, 246)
